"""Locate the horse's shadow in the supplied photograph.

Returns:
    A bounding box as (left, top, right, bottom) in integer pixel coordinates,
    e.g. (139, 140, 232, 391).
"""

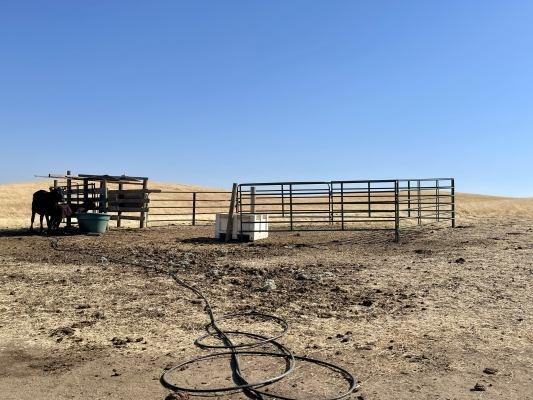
(0, 227, 85, 238)
(0, 228, 35, 237)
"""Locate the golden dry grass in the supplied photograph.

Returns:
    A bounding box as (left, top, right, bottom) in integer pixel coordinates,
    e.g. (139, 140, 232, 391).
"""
(0, 181, 532, 229)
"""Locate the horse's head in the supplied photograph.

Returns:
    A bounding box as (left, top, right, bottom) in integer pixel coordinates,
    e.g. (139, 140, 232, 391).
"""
(49, 187, 65, 203)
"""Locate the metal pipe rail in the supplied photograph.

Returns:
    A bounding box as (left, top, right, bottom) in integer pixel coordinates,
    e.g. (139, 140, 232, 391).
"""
(143, 178, 454, 241)
(237, 178, 455, 241)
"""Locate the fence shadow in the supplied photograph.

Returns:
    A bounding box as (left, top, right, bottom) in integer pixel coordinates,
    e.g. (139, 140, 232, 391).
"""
(179, 237, 223, 244)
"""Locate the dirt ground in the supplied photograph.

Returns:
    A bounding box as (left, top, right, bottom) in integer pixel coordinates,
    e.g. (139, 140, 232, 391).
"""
(0, 217, 532, 399)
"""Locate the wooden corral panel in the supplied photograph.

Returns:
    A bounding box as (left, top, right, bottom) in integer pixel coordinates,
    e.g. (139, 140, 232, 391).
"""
(109, 215, 142, 221)
(107, 206, 149, 212)
(108, 189, 148, 210)
(108, 189, 148, 198)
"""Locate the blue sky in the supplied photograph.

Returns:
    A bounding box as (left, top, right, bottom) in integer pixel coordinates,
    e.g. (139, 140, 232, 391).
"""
(1, 1, 532, 196)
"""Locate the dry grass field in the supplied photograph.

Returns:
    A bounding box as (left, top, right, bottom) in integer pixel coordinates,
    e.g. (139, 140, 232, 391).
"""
(0, 181, 532, 399)
(2, 181, 532, 229)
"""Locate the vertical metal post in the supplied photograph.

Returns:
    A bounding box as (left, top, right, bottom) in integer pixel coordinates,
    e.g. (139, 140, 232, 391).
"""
(250, 187, 256, 234)
(451, 178, 455, 228)
(192, 192, 197, 226)
(368, 181, 371, 217)
(340, 182, 344, 230)
(250, 187, 256, 214)
(239, 186, 244, 238)
(436, 179, 440, 222)
(117, 183, 123, 227)
(289, 184, 293, 231)
(407, 180, 411, 217)
(281, 184, 285, 218)
(394, 180, 400, 242)
(53, 179, 58, 189)
(417, 180, 421, 225)
(328, 185, 333, 224)
(66, 170, 72, 228)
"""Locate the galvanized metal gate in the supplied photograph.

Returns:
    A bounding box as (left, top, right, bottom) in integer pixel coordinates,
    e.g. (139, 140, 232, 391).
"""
(236, 178, 455, 241)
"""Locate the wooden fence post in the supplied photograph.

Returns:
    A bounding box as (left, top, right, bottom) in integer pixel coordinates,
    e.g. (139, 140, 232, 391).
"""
(66, 170, 72, 228)
(226, 183, 238, 242)
(83, 178, 89, 207)
(117, 183, 123, 227)
(140, 179, 148, 228)
(99, 180, 108, 213)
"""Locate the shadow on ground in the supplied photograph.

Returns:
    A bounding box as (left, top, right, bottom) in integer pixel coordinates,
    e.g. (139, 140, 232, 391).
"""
(0, 228, 86, 238)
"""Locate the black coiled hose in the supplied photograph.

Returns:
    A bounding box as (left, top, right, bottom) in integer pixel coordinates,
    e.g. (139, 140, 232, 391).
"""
(50, 238, 357, 399)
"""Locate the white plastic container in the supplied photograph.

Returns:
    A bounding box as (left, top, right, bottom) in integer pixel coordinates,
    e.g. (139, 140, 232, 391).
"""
(215, 213, 268, 241)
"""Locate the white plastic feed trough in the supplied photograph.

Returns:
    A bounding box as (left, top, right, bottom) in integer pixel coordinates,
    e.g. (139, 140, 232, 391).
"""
(215, 213, 268, 241)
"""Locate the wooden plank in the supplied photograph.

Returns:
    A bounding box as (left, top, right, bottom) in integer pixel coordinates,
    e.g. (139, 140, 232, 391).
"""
(107, 206, 149, 212)
(109, 215, 142, 221)
(109, 202, 145, 209)
(108, 198, 150, 204)
(107, 196, 147, 203)
(108, 189, 158, 195)
(67, 189, 97, 195)
(78, 173, 148, 180)
(108, 192, 145, 199)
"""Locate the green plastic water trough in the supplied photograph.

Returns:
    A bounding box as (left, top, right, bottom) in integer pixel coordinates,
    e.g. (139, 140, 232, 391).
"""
(76, 213, 111, 234)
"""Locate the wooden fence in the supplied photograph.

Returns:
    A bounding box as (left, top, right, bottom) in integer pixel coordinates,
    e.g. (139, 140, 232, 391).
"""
(52, 171, 152, 228)
(147, 190, 232, 226)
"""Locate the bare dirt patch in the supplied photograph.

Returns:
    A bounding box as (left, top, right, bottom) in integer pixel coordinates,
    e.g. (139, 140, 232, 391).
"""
(0, 217, 532, 399)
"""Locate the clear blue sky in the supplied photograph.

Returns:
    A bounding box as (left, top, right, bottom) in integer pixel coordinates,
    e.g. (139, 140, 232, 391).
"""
(1, 1, 532, 196)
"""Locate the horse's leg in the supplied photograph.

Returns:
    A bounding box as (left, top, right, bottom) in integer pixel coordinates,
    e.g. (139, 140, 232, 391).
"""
(39, 214, 44, 233)
(45, 214, 51, 234)
(30, 211, 35, 232)
(51, 215, 58, 232)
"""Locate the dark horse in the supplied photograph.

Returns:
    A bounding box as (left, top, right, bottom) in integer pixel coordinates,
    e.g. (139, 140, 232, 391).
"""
(48, 199, 96, 232)
(48, 203, 73, 232)
(30, 187, 64, 233)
